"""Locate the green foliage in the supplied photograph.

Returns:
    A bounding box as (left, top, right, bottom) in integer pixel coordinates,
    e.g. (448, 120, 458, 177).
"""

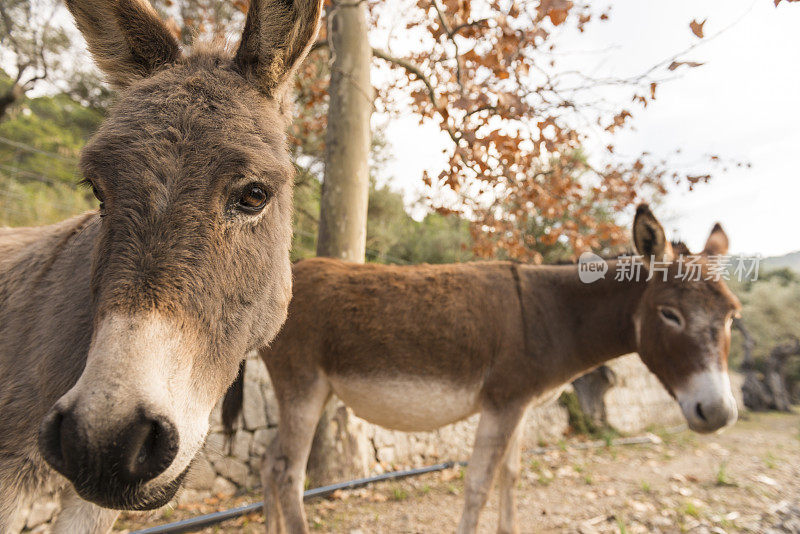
(0, 77, 102, 226)
(289, 165, 322, 262)
(366, 183, 473, 265)
(728, 267, 800, 399)
(0, 79, 470, 269)
(614, 515, 628, 534)
(729, 270, 800, 369)
(390, 486, 409, 501)
(715, 461, 735, 486)
(559, 390, 599, 436)
(763, 451, 779, 469)
(291, 176, 473, 265)
(558, 390, 620, 441)
(679, 500, 701, 519)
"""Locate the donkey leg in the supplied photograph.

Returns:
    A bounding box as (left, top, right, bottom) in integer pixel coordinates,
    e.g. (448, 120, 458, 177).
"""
(456, 404, 526, 534)
(51, 486, 119, 534)
(262, 377, 330, 534)
(261, 437, 285, 534)
(496, 416, 524, 534)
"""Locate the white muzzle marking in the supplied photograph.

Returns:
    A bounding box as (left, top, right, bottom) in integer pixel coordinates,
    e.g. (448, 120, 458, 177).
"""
(675, 368, 738, 433)
(64, 312, 213, 491)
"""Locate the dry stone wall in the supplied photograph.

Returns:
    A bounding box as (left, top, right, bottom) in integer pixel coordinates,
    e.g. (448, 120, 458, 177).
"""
(10, 353, 745, 532)
(184, 352, 744, 495)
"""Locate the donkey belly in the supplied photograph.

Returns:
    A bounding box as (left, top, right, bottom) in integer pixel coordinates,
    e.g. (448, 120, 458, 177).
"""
(328, 374, 482, 432)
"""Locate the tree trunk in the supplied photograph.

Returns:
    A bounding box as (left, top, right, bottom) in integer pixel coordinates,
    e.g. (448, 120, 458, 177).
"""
(736, 316, 799, 412)
(0, 84, 24, 122)
(735, 318, 772, 411)
(764, 337, 799, 412)
(307, 0, 373, 486)
(315, 1, 372, 261)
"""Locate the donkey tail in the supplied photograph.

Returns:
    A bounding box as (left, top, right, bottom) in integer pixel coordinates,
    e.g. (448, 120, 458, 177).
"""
(222, 359, 246, 435)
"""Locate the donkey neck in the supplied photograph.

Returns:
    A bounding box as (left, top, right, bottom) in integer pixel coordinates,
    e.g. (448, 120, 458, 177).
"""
(519, 260, 645, 385)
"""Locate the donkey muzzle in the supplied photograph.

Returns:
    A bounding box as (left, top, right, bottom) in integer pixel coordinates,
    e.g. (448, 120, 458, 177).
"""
(683, 397, 738, 433)
(38, 403, 181, 509)
(676, 369, 738, 434)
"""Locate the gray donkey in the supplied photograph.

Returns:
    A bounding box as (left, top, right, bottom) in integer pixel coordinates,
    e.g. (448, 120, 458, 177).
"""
(0, 0, 322, 531)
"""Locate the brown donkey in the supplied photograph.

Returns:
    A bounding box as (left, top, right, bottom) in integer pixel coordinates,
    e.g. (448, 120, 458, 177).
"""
(232, 205, 740, 534)
(0, 0, 322, 531)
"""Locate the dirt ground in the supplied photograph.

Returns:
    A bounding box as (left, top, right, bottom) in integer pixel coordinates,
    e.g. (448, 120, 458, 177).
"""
(115, 411, 800, 533)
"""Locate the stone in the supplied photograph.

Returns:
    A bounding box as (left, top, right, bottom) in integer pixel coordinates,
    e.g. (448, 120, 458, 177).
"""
(603, 354, 684, 433)
(245, 356, 269, 384)
(242, 378, 268, 430)
(178, 488, 209, 505)
(230, 430, 253, 461)
(525, 400, 569, 447)
(262, 383, 280, 425)
(247, 473, 262, 490)
(25, 501, 59, 529)
(213, 457, 249, 486)
(393, 433, 412, 460)
(249, 454, 263, 473)
(251, 427, 277, 458)
(211, 476, 237, 497)
(185, 456, 216, 490)
(577, 522, 600, 534)
(373, 428, 395, 449)
(376, 446, 395, 464)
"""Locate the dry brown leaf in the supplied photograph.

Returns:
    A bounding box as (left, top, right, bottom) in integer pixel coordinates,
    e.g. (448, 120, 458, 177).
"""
(690, 18, 706, 38)
(548, 9, 569, 25)
(668, 60, 705, 71)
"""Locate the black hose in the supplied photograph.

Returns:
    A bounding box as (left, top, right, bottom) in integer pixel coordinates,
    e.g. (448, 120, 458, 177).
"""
(132, 461, 466, 534)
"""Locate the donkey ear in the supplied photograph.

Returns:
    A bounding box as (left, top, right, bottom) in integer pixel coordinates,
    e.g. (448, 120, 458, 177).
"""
(703, 223, 729, 256)
(234, 0, 323, 97)
(65, 0, 181, 89)
(633, 204, 673, 268)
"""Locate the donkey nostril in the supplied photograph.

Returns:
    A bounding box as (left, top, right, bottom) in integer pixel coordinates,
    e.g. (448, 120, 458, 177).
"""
(695, 402, 707, 422)
(122, 414, 179, 483)
(38, 410, 64, 466)
(138, 421, 163, 466)
(38, 408, 79, 478)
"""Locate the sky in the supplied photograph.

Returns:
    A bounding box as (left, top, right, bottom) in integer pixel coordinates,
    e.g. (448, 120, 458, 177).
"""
(377, 0, 800, 258)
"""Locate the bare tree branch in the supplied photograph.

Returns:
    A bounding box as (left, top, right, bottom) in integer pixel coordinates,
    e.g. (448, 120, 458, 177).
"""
(371, 47, 461, 145)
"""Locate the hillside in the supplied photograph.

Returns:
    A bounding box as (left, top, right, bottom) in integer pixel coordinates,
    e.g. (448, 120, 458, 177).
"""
(763, 251, 800, 272)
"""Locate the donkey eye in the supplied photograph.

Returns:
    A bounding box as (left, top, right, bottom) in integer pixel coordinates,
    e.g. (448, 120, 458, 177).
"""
(236, 184, 270, 213)
(81, 179, 106, 215)
(90, 183, 103, 202)
(658, 306, 684, 328)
